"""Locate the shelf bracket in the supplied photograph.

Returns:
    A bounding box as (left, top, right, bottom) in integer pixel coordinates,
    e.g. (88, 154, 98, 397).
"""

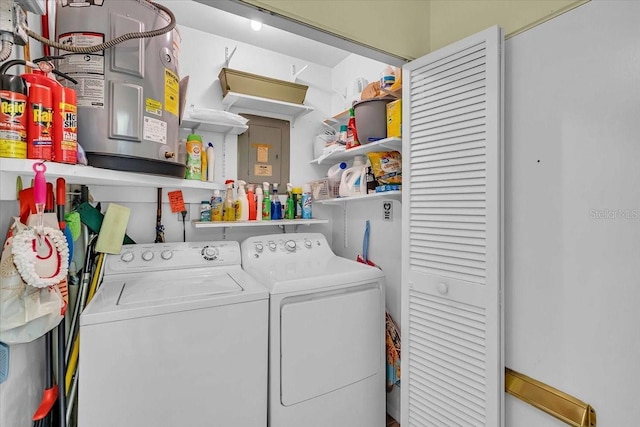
(343, 203, 348, 248)
(222, 226, 227, 240)
(291, 64, 308, 82)
(225, 46, 237, 68)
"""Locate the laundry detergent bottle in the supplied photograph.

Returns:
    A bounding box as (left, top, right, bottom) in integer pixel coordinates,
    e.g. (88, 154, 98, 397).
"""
(339, 155, 368, 197)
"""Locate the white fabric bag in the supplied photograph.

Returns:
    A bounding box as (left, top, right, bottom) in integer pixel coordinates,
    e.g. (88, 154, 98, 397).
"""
(0, 218, 65, 344)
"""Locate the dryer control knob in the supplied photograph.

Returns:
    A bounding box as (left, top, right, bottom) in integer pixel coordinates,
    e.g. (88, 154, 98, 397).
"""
(285, 240, 296, 252)
(268, 242, 277, 252)
(161, 250, 173, 260)
(141, 251, 154, 261)
(304, 240, 312, 249)
(255, 243, 264, 253)
(202, 246, 219, 260)
(121, 251, 135, 263)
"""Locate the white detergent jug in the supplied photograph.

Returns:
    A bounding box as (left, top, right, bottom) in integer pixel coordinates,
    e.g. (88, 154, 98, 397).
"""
(339, 155, 368, 197)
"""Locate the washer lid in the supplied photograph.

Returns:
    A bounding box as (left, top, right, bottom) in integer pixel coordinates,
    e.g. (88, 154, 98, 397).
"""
(81, 268, 267, 325)
(119, 272, 241, 305)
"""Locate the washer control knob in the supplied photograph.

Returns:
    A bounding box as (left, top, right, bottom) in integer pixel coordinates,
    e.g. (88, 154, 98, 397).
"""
(304, 240, 312, 249)
(268, 241, 277, 252)
(255, 243, 264, 253)
(160, 250, 173, 260)
(121, 251, 135, 263)
(202, 246, 219, 260)
(285, 240, 296, 252)
(141, 251, 154, 261)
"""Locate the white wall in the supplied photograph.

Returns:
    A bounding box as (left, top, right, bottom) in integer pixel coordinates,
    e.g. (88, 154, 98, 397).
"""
(504, 1, 640, 425)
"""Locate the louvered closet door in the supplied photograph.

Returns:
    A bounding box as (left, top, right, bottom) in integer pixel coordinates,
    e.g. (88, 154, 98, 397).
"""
(400, 26, 504, 427)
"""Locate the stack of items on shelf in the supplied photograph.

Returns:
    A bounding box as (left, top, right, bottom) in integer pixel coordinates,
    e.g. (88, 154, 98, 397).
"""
(1, 58, 78, 164)
(310, 151, 402, 201)
(199, 180, 312, 222)
(180, 133, 215, 182)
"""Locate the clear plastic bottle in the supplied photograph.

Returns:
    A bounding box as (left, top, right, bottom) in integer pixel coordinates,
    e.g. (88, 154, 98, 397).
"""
(223, 180, 235, 221)
(210, 189, 223, 221)
(285, 183, 295, 220)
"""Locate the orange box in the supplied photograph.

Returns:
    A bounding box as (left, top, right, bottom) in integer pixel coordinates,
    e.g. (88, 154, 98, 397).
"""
(386, 99, 402, 138)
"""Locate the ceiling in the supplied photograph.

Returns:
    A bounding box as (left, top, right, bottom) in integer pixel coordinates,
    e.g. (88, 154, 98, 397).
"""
(155, 0, 353, 68)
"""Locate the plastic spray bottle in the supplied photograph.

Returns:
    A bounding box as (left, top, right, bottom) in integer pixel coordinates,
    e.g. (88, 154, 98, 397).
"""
(223, 180, 235, 221)
(256, 186, 263, 221)
(293, 187, 303, 219)
(285, 183, 295, 219)
(262, 182, 271, 220)
(235, 180, 249, 221)
(271, 183, 281, 220)
(210, 189, 223, 221)
(247, 184, 257, 221)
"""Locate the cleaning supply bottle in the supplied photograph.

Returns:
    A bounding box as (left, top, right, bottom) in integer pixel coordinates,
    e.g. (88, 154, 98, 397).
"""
(293, 187, 303, 219)
(235, 180, 249, 221)
(185, 133, 202, 180)
(206, 142, 215, 182)
(255, 186, 263, 221)
(200, 144, 208, 182)
(346, 107, 359, 149)
(327, 161, 348, 182)
(271, 183, 281, 220)
(285, 183, 295, 219)
(247, 183, 257, 221)
(302, 184, 312, 219)
(223, 179, 235, 221)
(210, 189, 223, 221)
(339, 155, 368, 197)
(262, 182, 271, 220)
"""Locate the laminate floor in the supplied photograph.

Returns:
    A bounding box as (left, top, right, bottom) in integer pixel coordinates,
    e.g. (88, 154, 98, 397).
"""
(386, 414, 400, 427)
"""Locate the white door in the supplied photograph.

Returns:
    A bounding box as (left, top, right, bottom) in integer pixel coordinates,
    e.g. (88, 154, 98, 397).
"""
(401, 26, 504, 427)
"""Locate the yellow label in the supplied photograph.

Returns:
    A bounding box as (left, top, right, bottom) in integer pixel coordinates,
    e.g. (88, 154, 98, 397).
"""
(164, 69, 179, 117)
(145, 98, 163, 116)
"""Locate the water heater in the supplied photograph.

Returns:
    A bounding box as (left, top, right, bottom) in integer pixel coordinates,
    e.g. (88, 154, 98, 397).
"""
(55, 0, 184, 178)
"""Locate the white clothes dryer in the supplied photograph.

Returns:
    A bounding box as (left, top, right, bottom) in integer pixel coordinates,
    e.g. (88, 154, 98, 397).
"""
(79, 241, 268, 427)
(241, 233, 385, 427)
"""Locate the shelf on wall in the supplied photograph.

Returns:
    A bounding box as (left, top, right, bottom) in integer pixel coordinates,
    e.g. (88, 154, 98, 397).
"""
(310, 137, 402, 165)
(221, 92, 314, 124)
(0, 158, 225, 191)
(192, 218, 328, 232)
(180, 118, 248, 135)
(180, 106, 248, 135)
(323, 87, 402, 127)
(314, 191, 401, 205)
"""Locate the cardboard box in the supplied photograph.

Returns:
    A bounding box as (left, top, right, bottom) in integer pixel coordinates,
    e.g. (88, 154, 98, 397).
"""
(386, 99, 402, 138)
(218, 68, 309, 104)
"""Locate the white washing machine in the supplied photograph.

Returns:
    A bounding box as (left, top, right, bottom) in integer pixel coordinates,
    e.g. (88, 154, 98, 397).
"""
(79, 241, 268, 427)
(241, 233, 386, 427)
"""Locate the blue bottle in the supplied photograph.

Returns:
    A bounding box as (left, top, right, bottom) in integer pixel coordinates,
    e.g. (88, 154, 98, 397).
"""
(271, 183, 282, 220)
(302, 184, 312, 219)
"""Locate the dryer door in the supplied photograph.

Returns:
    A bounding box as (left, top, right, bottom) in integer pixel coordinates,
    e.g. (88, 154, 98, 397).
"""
(279, 283, 383, 406)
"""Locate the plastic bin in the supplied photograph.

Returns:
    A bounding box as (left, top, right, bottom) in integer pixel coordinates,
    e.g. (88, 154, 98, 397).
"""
(353, 97, 395, 144)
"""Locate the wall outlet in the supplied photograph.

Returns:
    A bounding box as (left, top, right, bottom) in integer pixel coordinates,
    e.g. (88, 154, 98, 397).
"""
(176, 205, 190, 222)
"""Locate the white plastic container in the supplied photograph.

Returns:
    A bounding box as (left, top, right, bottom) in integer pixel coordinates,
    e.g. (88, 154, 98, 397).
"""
(235, 180, 249, 221)
(327, 162, 347, 182)
(339, 155, 368, 197)
(206, 143, 215, 182)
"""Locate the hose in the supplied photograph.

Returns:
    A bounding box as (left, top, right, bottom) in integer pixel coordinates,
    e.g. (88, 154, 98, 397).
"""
(0, 39, 13, 62)
(25, 1, 175, 54)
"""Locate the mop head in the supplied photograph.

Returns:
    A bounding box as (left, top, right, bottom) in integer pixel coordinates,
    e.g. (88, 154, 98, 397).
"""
(65, 212, 81, 241)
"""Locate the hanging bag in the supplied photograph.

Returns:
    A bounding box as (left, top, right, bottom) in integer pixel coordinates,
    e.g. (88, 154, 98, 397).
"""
(0, 217, 66, 344)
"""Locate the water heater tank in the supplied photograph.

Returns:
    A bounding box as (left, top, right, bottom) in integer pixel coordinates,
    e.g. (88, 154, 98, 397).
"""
(55, 0, 184, 178)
